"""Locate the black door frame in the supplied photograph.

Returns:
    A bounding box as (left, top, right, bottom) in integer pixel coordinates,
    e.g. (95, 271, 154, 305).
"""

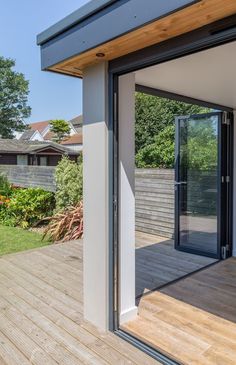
(109, 14, 236, 365)
(174, 112, 233, 260)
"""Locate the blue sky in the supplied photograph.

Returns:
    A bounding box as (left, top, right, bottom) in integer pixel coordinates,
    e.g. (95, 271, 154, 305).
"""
(0, 0, 90, 123)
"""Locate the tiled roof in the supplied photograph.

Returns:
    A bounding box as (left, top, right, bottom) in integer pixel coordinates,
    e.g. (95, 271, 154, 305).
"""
(61, 133, 83, 145)
(0, 139, 79, 155)
(19, 130, 36, 141)
(28, 121, 51, 133)
(44, 131, 55, 140)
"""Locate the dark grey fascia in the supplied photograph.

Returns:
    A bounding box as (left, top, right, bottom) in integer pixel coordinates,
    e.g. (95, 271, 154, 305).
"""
(37, 0, 116, 45)
(38, 0, 199, 70)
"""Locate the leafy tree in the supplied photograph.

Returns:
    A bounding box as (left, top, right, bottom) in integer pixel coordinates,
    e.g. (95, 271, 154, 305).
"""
(135, 92, 209, 153)
(136, 116, 217, 170)
(136, 125, 175, 168)
(55, 156, 83, 211)
(135, 93, 210, 168)
(0, 57, 31, 138)
(180, 118, 217, 171)
(49, 119, 71, 143)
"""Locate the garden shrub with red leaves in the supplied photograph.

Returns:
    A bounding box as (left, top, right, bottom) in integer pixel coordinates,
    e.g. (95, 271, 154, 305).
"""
(43, 202, 83, 242)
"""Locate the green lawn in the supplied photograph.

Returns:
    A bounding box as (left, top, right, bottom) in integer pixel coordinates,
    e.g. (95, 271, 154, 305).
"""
(0, 225, 50, 256)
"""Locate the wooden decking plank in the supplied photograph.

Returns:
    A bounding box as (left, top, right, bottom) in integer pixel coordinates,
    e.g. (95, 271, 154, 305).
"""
(6, 255, 83, 301)
(0, 295, 98, 365)
(124, 253, 236, 365)
(0, 272, 141, 365)
(0, 331, 31, 365)
(0, 283, 108, 365)
(7, 251, 83, 288)
(0, 265, 83, 320)
(0, 258, 83, 314)
(0, 311, 58, 365)
(35, 246, 83, 269)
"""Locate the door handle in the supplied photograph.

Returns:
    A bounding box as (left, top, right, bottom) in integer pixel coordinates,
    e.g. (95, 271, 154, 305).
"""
(175, 181, 187, 186)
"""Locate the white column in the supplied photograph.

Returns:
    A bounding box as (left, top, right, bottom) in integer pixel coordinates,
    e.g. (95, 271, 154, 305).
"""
(233, 111, 236, 257)
(83, 62, 109, 330)
(118, 73, 137, 324)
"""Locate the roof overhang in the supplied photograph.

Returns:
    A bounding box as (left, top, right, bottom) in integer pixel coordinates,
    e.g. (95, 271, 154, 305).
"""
(37, 0, 236, 78)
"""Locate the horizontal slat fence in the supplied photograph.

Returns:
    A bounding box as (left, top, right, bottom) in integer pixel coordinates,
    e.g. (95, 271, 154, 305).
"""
(0, 165, 56, 192)
(135, 169, 174, 238)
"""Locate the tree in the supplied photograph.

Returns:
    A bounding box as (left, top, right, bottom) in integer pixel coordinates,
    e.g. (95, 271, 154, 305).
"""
(135, 93, 210, 168)
(49, 119, 71, 143)
(136, 125, 175, 168)
(135, 92, 209, 153)
(0, 57, 31, 138)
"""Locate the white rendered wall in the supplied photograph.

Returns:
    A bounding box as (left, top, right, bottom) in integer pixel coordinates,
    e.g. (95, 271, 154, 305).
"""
(118, 73, 137, 324)
(233, 111, 236, 257)
(83, 62, 109, 330)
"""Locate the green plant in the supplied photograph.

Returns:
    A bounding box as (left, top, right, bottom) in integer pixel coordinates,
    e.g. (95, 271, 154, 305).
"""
(0, 174, 12, 197)
(5, 188, 55, 228)
(0, 56, 31, 138)
(55, 156, 83, 211)
(43, 202, 83, 242)
(135, 92, 210, 154)
(49, 119, 70, 143)
(136, 125, 175, 168)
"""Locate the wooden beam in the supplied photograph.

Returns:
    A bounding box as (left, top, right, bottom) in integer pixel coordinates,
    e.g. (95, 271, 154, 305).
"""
(49, 0, 236, 77)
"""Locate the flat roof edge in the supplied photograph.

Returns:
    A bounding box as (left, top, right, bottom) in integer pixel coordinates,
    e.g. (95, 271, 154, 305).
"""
(37, 0, 117, 45)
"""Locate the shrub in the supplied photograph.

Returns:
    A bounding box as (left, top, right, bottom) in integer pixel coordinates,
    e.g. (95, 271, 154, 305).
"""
(5, 188, 55, 228)
(0, 174, 12, 197)
(43, 202, 83, 242)
(55, 156, 83, 211)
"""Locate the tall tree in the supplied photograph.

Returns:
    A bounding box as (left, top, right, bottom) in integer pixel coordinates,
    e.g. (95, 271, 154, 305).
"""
(135, 92, 209, 153)
(0, 57, 31, 138)
(135, 92, 210, 168)
(49, 119, 71, 143)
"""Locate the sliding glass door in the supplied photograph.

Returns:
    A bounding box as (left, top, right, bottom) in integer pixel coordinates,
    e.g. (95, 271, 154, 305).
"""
(175, 112, 232, 259)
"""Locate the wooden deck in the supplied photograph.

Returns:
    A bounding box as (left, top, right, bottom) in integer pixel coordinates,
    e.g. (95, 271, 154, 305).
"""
(0, 240, 160, 365)
(123, 258, 236, 365)
(135, 231, 216, 297)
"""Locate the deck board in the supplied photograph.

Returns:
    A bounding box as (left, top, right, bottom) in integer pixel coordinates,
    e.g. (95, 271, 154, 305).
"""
(135, 231, 216, 296)
(0, 240, 160, 365)
(123, 258, 236, 365)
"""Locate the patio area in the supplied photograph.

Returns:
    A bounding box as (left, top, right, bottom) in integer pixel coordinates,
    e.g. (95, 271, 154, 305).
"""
(123, 257, 236, 365)
(135, 231, 217, 297)
(0, 240, 159, 365)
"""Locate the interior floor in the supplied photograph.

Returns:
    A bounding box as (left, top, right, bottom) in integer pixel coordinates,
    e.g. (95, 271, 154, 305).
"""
(123, 257, 236, 365)
(135, 231, 217, 297)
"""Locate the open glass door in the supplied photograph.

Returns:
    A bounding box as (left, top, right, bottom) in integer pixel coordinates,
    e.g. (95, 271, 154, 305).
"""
(175, 112, 231, 259)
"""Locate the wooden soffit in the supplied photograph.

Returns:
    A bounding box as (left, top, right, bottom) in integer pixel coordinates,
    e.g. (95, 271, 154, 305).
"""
(48, 0, 236, 78)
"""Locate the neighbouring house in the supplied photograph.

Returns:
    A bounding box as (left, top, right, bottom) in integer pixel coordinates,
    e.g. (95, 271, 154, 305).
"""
(17, 116, 83, 152)
(0, 139, 79, 166)
(37, 1, 236, 365)
(68, 115, 83, 133)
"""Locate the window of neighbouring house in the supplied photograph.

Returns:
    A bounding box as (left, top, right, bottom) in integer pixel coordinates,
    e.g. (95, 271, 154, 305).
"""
(39, 156, 47, 166)
(17, 155, 28, 165)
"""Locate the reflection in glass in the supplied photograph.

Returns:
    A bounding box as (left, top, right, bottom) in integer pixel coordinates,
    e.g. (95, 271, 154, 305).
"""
(178, 116, 218, 255)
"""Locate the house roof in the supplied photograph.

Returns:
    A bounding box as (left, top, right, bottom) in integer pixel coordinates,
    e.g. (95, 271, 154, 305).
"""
(28, 121, 51, 133)
(43, 131, 55, 141)
(69, 115, 83, 127)
(19, 130, 36, 141)
(61, 133, 83, 145)
(0, 139, 78, 155)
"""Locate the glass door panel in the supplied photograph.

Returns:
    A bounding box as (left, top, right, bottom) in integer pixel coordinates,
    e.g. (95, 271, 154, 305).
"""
(175, 113, 222, 258)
